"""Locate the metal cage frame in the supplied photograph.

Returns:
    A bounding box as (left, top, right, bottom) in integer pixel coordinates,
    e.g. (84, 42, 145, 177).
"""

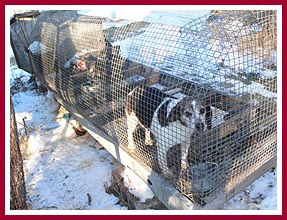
(10, 9, 277, 210)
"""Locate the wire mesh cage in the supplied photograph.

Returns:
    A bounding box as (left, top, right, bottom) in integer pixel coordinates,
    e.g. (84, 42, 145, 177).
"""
(10, 10, 277, 209)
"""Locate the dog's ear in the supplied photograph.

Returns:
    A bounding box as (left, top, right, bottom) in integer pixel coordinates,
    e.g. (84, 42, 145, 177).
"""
(205, 106, 213, 129)
(168, 103, 183, 124)
(168, 97, 191, 127)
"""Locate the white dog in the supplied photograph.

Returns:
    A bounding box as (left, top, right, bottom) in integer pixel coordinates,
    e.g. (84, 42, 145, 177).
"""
(125, 85, 212, 177)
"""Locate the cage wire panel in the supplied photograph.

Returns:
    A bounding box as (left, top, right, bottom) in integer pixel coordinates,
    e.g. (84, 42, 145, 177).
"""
(21, 10, 277, 209)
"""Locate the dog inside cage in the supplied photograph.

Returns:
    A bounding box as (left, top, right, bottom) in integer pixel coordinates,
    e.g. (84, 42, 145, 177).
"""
(125, 84, 213, 178)
(11, 9, 277, 209)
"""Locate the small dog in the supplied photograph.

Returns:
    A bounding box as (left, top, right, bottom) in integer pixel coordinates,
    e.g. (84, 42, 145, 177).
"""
(125, 85, 212, 177)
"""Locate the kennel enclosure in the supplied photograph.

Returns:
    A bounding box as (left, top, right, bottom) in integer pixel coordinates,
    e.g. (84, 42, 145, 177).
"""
(10, 10, 277, 209)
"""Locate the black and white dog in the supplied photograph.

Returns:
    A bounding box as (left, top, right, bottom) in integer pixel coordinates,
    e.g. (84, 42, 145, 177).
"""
(125, 85, 212, 177)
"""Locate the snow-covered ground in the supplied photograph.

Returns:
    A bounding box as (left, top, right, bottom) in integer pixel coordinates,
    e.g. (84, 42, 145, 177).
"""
(7, 8, 280, 213)
(10, 63, 277, 211)
(11, 69, 126, 210)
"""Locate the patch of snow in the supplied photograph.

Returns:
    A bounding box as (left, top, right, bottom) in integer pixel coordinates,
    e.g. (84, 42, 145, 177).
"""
(121, 167, 154, 203)
(142, 10, 210, 27)
(78, 9, 210, 27)
(44, 90, 60, 113)
(260, 69, 277, 80)
(124, 74, 145, 84)
(221, 169, 277, 210)
(28, 41, 53, 55)
(150, 83, 167, 90)
(10, 65, 31, 87)
(102, 20, 135, 30)
(12, 87, 127, 210)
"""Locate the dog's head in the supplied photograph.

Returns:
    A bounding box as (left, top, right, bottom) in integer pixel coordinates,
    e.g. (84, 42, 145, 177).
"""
(168, 96, 212, 131)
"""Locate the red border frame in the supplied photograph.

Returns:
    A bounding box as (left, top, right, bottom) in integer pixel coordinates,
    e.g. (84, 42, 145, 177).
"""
(2, 1, 285, 220)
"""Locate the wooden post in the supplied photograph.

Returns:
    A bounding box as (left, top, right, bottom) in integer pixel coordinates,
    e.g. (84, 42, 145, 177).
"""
(10, 96, 28, 210)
